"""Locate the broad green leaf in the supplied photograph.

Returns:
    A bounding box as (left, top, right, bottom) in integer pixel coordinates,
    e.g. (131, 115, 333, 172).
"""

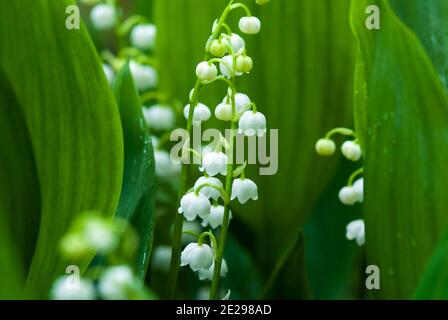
(113, 63, 156, 279)
(414, 228, 448, 299)
(261, 230, 311, 299)
(351, 0, 448, 298)
(0, 0, 124, 296)
(155, 0, 355, 276)
(305, 162, 362, 299)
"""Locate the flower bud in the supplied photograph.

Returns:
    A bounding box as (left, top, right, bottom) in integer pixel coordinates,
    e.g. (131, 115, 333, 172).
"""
(210, 39, 227, 57)
(201, 151, 228, 176)
(346, 219, 365, 246)
(183, 103, 212, 123)
(238, 111, 267, 137)
(220, 55, 243, 79)
(353, 178, 364, 203)
(90, 4, 117, 30)
(315, 138, 336, 156)
(129, 61, 158, 91)
(236, 55, 253, 73)
(222, 33, 245, 53)
(215, 103, 233, 121)
(130, 24, 157, 51)
(196, 61, 218, 82)
(338, 186, 359, 205)
(341, 140, 362, 161)
(231, 178, 258, 204)
(180, 243, 214, 271)
(143, 104, 175, 131)
(178, 192, 211, 221)
(239, 16, 261, 35)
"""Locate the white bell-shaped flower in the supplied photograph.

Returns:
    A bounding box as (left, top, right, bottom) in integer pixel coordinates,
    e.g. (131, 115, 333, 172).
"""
(180, 243, 214, 271)
(83, 218, 118, 253)
(129, 61, 158, 91)
(239, 16, 261, 35)
(183, 103, 211, 123)
(236, 55, 253, 73)
(220, 55, 243, 79)
(194, 176, 223, 201)
(201, 151, 228, 176)
(98, 265, 135, 300)
(215, 103, 233, 121)
(341, 140, 362, 161)
(178, 192, 211, 221)
(231, 178, 258, 204)
(238, 111, 267, 137)
(102, 64, 114, 85)
(50, 276, 96, 300)
(222, 33, 245, 53)
(315, 138, 336, 156)
(151, 245, 172, 273)
(346, 219, 365, 246)
(130, 23, 157, 51)
(198, 259, 228, 281)
(143, 104, 175, 131)
(201, 205, 232, 229)
(338, 186, 359, 205)
(154, 150, 181, 178)
(222, 92, 251, 116)
(196, 61, 218, 82)
(90, 4, 117, 30)
(353, 178, 364, 203)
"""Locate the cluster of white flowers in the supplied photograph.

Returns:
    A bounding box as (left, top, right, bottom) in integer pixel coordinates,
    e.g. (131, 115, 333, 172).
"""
(315, 129, 365, 246)
(50, 265, 146, 300)
(176, 3, 267, 288)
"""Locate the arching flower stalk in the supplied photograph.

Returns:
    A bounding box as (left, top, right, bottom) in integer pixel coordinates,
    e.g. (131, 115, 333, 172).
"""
(167, 0, 268, 300)
(315, 128, 365, 246)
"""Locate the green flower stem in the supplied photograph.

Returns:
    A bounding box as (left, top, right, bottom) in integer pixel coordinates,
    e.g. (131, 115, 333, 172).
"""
(229, 2, 252, 16)
(348, 167, 364, 186)
(324, 127, 356, 139)
(210, 77, 237, 300)
(166, 79, 202, 298)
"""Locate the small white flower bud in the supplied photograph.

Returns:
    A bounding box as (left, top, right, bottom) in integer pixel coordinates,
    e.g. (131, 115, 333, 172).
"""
(130, 23, 157, 51)
(152, 245, 172, 273)
(196, 61, 218, 82)
(178, 192, 211, 221)
(220, 55, 243, 79)
(353, 178, 364, 203)
(180, 243, 214, 271)
(183, 103, 212, 123)
(231, 178, 258, 204)
(215, 103, 233, 121)
(154, 150, 180, 178)
(236, 55, 253, 73)
(83, 218, 119, 253)
(129, 61, 158, 91)
(222, 92, 251, 117)
(201, 205, 231, 229)
(201, 151, 228, 176)
(239, 16, 261, 35)
(143, 104, 175, 131)
(238, 111, 267, 137)
(210, 39, 227, 57)
(341, 140, 362, 161)
(346, 219, 365, 246)
(194, 176, 224, 200)
(338, 186, 359, 205)
(90, 4, 117, 30)
(102, 64, 114, 85)
(223, 33, 245, 53)
(198, 259, 228, 281)
(315, 139, 336, 156)
(50, 276, 96, 300)
(98, 265, 136, 300)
